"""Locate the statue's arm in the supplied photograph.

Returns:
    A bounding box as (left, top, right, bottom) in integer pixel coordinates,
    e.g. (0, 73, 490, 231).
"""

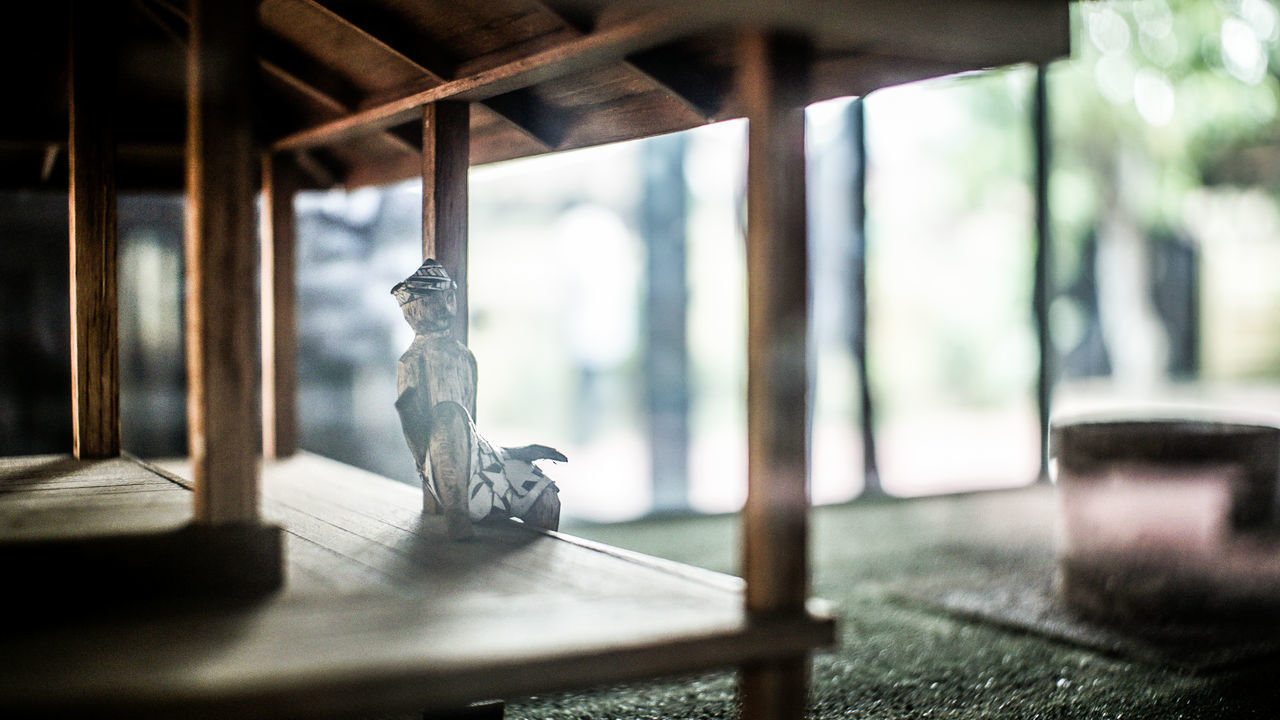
(395, 359, 430, 473)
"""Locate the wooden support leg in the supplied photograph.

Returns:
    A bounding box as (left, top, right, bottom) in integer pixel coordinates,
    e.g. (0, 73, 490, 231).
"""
(68, 0, 120, 460)
(422, 102, 471, 344)
(262, 153, 300, 461)
(738, 30, 813, 720)
(741, 658, 810, 720)
(186, 0, 261, 524)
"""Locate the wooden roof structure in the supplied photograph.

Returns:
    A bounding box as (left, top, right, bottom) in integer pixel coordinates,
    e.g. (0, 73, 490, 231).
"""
(4, 0, 1069, 190)
(0, 1, 1069, 717)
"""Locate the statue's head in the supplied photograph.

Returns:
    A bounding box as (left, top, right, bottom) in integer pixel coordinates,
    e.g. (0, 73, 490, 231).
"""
(392, 259, 456, 334)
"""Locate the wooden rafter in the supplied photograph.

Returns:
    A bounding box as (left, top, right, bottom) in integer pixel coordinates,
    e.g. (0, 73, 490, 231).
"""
(301, 0, 455, 83)
(258, 30, 365, 111)
(524, 0, 721, 121)
(625, 43, 731, 120)
(260, 57, 419, 156)
(141, 0, 418, 163)
(271, 7, 699, 152)
(296, 0, 563, 150)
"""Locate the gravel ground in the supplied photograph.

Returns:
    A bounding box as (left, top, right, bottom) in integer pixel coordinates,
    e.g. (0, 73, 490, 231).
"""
(507, 486, 1280, 719)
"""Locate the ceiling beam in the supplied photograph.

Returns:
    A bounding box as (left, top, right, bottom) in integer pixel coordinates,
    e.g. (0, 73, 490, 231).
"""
(525, 0, 719, 121)
(300, 0, 453, 82)
(625, 44, 730, 120)
(140, 0, 418, 163)
(271, 7, 699, 153)
(257, 31, 365, 113)
(298, 0, 563, 150)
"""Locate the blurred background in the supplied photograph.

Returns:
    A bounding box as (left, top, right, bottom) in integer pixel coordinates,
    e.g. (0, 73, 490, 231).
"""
(3, 0, 1280, 522)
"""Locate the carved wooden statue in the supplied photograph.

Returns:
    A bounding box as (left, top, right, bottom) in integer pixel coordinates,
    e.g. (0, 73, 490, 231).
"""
(393, 259, 564, 539)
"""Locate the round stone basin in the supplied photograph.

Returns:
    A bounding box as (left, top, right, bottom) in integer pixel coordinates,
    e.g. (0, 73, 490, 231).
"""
(1050, 417, 1280, 624)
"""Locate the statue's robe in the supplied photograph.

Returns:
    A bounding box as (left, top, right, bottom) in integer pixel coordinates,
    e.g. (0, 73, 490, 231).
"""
(396, 332, 555, 524)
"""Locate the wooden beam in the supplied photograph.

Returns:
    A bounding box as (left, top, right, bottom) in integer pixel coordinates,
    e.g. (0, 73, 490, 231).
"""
(626, 45, 729, 120)
(293, 148, 343, 188)
(257, 31, 365, 112)
(741, 656, 810, 720)
(520, 0, 713, 133)
(421, 102, 471, 344)
(299, 0, 560, 152)
(262, 154, 300, 460)
(259, 57, 419, 156)
(68, 0, 120, 460)
(740, 29, 811, 619)
(186, 0, 261, 524)
(1032, 64, 1053, 483)
(481, 90, 566, 149)
(299, 0, 451, 83)
(143, 0, 417, 163)
(738, 29, 811, 720)
(272, 8, 694, 152)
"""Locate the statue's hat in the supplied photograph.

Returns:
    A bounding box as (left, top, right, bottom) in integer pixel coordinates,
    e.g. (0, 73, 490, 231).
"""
(391, 259, 456, 305)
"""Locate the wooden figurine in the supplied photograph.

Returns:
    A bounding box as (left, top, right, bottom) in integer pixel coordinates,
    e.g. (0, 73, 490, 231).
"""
(393, 259, 564, 539)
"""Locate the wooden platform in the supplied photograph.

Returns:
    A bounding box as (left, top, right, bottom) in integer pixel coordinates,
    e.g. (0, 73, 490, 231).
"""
(0, 453, 834, 719)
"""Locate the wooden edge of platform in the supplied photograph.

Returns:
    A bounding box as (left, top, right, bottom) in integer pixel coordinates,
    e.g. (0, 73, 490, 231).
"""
(0, 598, 836, 720)
(540, 527, 746, 593)
(131, 451, 197, 490)
(299, 609, 837, 720)
(1, 455, 283, 611)
(1, 522, 284, 621)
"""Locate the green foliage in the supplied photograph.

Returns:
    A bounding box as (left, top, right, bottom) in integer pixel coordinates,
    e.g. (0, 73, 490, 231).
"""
(1052, 0, 1280, 235)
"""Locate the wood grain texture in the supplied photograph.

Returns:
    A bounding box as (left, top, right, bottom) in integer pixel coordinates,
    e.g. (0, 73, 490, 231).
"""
(68, 0, 120, 459)
(261, 154, 300, 460)
(739, 31, 811, 619)
(260, 0, 429, 97)
(0, 0, 1069, 192)
(422, 101, 470, 343)
(0, 456, 282, 602)
(741, 657, 810, 720)
(0, 452, 834, 719)
(185, 0, 261, 524)
(271, 8, 694, 152)
(0, 455, 189, 540)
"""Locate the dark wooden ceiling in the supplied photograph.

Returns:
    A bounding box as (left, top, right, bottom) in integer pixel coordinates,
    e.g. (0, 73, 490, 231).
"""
(1, 0, 1070, 191)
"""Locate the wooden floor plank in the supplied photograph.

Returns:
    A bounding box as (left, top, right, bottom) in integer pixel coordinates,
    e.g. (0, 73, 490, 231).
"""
(0, 456, 191, 540)
(0, 453, 835, 719)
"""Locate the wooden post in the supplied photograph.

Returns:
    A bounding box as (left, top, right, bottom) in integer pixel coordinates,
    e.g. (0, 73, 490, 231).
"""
(68, 0, 120, 460)
(1032, 64, 1053, 483)
(186, 0, 261, 524)
(262, 153, 300, 460)
(422, 102, 471, 343)
(738, 30, 812, 720)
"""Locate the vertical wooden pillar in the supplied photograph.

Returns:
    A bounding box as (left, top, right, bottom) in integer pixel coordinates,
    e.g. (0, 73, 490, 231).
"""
(422, 101, 471, 343)
(186, 0, 260, 524)
(68, 0, 120, 459)
(1032, 64, 1053, 483)
(262, 154, 300, 460)
(738, 30, 812, 720)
